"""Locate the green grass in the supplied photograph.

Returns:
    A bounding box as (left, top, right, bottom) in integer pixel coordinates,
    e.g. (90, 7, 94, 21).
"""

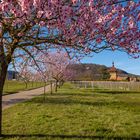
(3, 81, 45, 95)
(2, 83, 140, 140)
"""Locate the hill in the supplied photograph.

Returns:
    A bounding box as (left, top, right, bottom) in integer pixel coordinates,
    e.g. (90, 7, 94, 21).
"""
(67, 63, 139, 81)
(7, 71, 18, 80)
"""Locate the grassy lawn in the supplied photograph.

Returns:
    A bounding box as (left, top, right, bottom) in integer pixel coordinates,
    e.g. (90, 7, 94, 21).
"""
(1, 83, 140, 140)
(3, 81, 45, 95)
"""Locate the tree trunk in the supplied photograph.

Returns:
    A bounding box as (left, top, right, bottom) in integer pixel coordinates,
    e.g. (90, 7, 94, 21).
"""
(44, 82, 46, 101)
(0, 38, 15, 135)
(24, 81, 28, 89)
(50, 81, 53, 94)
(58, 82, 61, 88)
(60, 80, 64, 87)
(32, 81, 33, 88)
(44, 82, 46, 94)
(55, 80, 58, 92)
(0, 54, 8, 135)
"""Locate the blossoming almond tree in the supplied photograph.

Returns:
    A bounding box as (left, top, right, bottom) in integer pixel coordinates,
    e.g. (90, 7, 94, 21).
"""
(0, 0, 140, 135)
(37, 51, 75, 92)
(17, 65, 34, 89)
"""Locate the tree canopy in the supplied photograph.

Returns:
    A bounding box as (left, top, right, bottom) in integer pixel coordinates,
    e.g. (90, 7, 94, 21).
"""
(0, 0, 139, 66)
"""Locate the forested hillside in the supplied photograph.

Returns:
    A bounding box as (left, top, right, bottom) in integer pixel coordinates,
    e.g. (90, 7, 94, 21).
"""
(67, 63, 138, 81)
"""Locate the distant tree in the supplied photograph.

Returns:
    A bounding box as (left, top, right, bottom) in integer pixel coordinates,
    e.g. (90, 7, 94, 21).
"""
(102, 68, 110, 80)
(18, 65, 32, 89)
(38, 51, 75, 92)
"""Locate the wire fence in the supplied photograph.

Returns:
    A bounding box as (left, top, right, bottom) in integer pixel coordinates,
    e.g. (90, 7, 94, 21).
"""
(72, 81, 140, 92)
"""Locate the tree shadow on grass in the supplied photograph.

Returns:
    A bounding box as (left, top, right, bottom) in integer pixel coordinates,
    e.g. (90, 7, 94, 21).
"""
(56, 88, 140, 96)
(94, 90, 140, 94)
(2, 98, 28, 109)
(1, 134, 140, 140)
(29, 96, 116, 106)
(49, 92, 95, 97)
(3, 91, 19, 95)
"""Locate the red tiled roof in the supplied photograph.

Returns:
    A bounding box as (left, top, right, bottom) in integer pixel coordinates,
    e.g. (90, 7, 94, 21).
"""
(109, 66, 117, 72)
(109, 62, 117, 72)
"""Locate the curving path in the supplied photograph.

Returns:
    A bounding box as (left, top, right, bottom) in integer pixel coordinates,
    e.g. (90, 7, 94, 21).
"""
(2, 85, 51, 110)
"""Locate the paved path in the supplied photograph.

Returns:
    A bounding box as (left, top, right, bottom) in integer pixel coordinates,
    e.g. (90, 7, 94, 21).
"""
(2, 85, 51, 110)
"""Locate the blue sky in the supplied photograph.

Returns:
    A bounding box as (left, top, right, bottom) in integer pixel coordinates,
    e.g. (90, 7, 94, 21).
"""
(81, 0, 140, 75)
(81, 51, 140, 75)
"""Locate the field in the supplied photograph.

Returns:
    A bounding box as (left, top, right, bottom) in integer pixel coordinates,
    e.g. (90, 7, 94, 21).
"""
(3, 80, 45, 95)
(1, 82, 140, 140)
